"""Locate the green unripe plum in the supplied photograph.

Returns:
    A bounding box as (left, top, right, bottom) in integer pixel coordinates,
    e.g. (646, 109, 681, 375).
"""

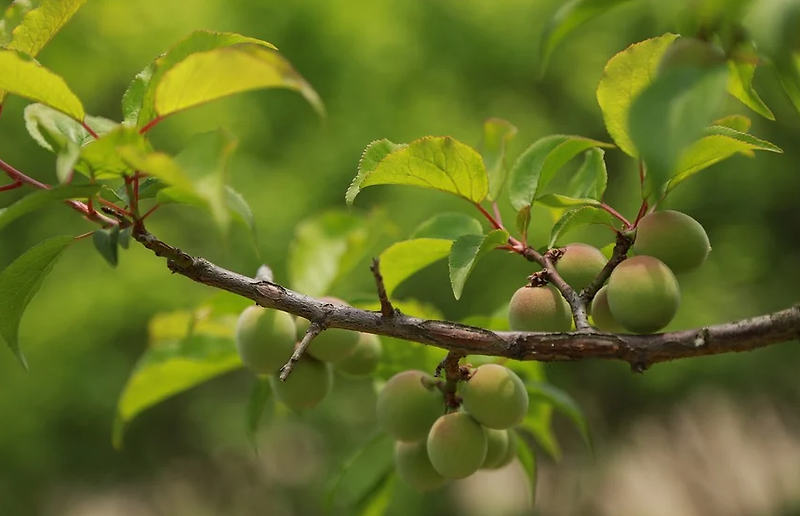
(482, 428, 510, 469)
(460, 364, 529, 430)
(269, 355, 333, 411)
(555, 243, 607, 291)
(633, 210, 711, 274)
(296, 297, 360, 363)
(235, 306, 297, 374)
(427, 412, 488, 479)
(394, 440, 448, 492)
(508, 285, 572, 332)
(590, 285, 626, 333)
(658, 37, 726, 74)
(495, 429, 518, 469)
(607, 256, 681, 334)
(335, 332, 383, 377)
(376, 370, 444, 442)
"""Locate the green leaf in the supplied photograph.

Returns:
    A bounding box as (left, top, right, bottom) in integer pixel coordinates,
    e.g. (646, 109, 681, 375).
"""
(55, 140, 79, 183)
(514, 430, 538, 507)
(0, 0, 89, 56)
(727, 60, 775, 120)
(356, 474, 396, 516)
(324, 431, 395, 513)
(0, 49, 84, 120)
(479, 117, 518, 200)
(347, 136, 489, 206)
(777, 54, 800, 115)
(449, 229, 509, 300)
(596, 33, 679, 157)
(667, 125, 783, 193)
(0, 235, 74, 368)
(549, 206, 614, 247)
(377, 238, 453, 298)
(118, 227, 131, 250)
(539, 0, 634, 73)
(0, 184, 100, 232)
(712, 114, 751, 132)
(113, 306, 242, 449)
(246, 376, 273, 454)
(225, 186, 258, 243)
(346, 139, 408, 205)
(288, 209, 393, 298)
(566, 148, 607, 200)
(515, 205, 531, 242)
(117, 147, 196, 192)
(24, 103, 118, 153)
(77, 125, 151, 179)
(409, 212, 483, 240)
(629, 65, 729, 198)
(92, 225, 120, 268)
(508, 134, 613, 212)
(537, 194, 601, 208)
(528, 382, 593, 453)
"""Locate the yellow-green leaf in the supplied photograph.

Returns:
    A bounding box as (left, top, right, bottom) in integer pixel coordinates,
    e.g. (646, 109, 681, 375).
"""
(2, 0, 89, 56)
(596, 33, 678, 157)
(449, 229, 509, 300)
(117, 147, 196, 193)
(378, 238, 453, 297)
(76, 125, 150, 179)
(727, 59, 775, 120)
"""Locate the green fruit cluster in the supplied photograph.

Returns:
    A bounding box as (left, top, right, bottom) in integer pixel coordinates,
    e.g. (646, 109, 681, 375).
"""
(235, 296, 382, 412)
(380, 365, 526, 492)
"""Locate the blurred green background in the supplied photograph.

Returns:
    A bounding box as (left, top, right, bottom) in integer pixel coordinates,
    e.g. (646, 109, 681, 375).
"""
(2, 0, 800, 514)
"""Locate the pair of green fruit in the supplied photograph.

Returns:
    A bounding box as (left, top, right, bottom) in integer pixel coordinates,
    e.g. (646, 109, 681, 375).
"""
(509, 210, 710, 334)
(377, 364, 529, 491)
(235, 296, 383, 410)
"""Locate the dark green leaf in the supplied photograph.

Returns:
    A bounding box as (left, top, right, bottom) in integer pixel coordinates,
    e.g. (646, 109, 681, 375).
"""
(528, 381, 593, 453)
(515, 205, 531, 243)
(92, 225, 120, 267)
(479, 117, 518, 200)
(246, 376, 273, 454)
(727, 59, 775, 120)
(549, 206, 614, 247)
(449, 229, 509, 300)
(347, 136, 489, 206)
(0, 235, 74, 368)
(566, 148, 607, 200)
(410, 212, 483, 241)
(324, 431, 395, 513)
(377, 238, 453, 298)
(118, 227, 131, 250)
(0, 184, 100, 232)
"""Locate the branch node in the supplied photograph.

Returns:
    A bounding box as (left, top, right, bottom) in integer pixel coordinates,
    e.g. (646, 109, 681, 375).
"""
(279, 321, 324, 381)
(631, 360, 649, 374)
(370, 257, 394, 317)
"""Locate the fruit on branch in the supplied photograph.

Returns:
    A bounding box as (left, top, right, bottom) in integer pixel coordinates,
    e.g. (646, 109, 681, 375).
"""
(633, 210, 711, 274)
(394, 440, 448, 492)
(589, 285, 626, 333)
(235, 306, 297, 374)
(508, 285, 572, 332)
(334, 332, 383, 377)
(460, 364, 529, 430)
(295, 297, 360, 363)
(427, 412, 488, 479)
(607, 255, 681, 334)
(377, 370, 444, 442)
(496, 429, 518, 468)
(482, 428, 511, 469)
(555, 243, 608, 291)
(268, 355, 333, 410)
(658, 37, 727, 74)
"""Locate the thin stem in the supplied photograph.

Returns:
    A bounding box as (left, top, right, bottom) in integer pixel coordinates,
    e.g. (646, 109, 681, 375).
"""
(522, 246, 591, 331)
(0, 180, 23, 192)
(80, 121, 99, 140)
(633, 199, 649, 227)
(139, 116, 163, 134)
(492, 201, 504, 229)
(140, 204, 161, 222)
(599, 202, 632, 228)
(474, 202, 503, 231)
(98, 198, 133, 218)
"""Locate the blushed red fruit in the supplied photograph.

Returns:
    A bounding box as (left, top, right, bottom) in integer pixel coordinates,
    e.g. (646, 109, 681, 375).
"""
(607, 256, 681, 334)
(235, 306, 297, 374)
(269, 355, 333, 410)
(376, 370, 444, 442)
(427, 412, 487, 479)
(555, 243, 608, 291)
(590, 285, 626, 333)
(482, 428, 510, 469)
(633, 210, 711, 274)
(460, 364, 529, 430)
(508, 285, 572, 332)
(394, 440, 448, 492)
(296, 297, 359, 363)
(335, 332, 382, 377)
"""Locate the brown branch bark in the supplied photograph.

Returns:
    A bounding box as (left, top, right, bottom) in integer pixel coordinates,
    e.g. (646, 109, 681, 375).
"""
(132, 225, 800, 372)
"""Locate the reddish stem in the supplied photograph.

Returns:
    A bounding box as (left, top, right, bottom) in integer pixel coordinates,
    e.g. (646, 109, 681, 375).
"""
(80, 121, 99, 140)
(638, 160, 645, 191)
(599, 202, 631, 228)
(0, 180, 23, 192)
(98, 198, 133, 218)
(492, 201, 504, 228)
(139, 116, 163, 134)
(140, 203, 161, 222)
(633, 200, 649, 227)
(474, 202, 503, 231)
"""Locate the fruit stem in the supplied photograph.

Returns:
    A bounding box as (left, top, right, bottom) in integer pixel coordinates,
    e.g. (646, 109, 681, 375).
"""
(599, 202, 632, 228)
(436, 352, 466, 412)
(579, 231, 634, 304)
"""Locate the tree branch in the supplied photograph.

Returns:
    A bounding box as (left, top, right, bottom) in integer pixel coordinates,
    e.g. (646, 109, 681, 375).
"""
(131, 224, 800, 372)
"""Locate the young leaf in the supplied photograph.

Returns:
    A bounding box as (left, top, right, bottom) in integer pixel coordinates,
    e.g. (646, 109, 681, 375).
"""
(117, 147, 196, 192)
(377, 238, 453, 298)
(537, 194, 601, 208)
(113, 306, 243, 449)
(596, 33, 679, 156)
(92, 225, 120, 268)
(479, 117, 518, 201)
(727, 60, 775, 120)
(0, 49, 84, 120)
(0, 184, 100, 232)
(539, 0, 634, 73)
(409, 212, 484, 240)
(246, 376, 273, 454)
(528, 381, 593, 453)
(712, 114, 751, 132)
(566, 148, 607, 200)
(324, 431, 395, 514)
(55, 141, 79, 183)
(24, 103, 118, 153)
(629, 65, 729, 198)
(225, 186, 258, 244)
(346, 136, 489, 206)
(77, 126, 151, 179)
(0, 235, 74, 368)
(508, 134, 613, 212)
(549, 206, 614, 247)
(449, 229, 509, 300)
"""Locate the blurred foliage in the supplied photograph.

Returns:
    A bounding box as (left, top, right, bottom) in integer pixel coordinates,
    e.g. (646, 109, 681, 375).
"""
(1, 0, 800, 514)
